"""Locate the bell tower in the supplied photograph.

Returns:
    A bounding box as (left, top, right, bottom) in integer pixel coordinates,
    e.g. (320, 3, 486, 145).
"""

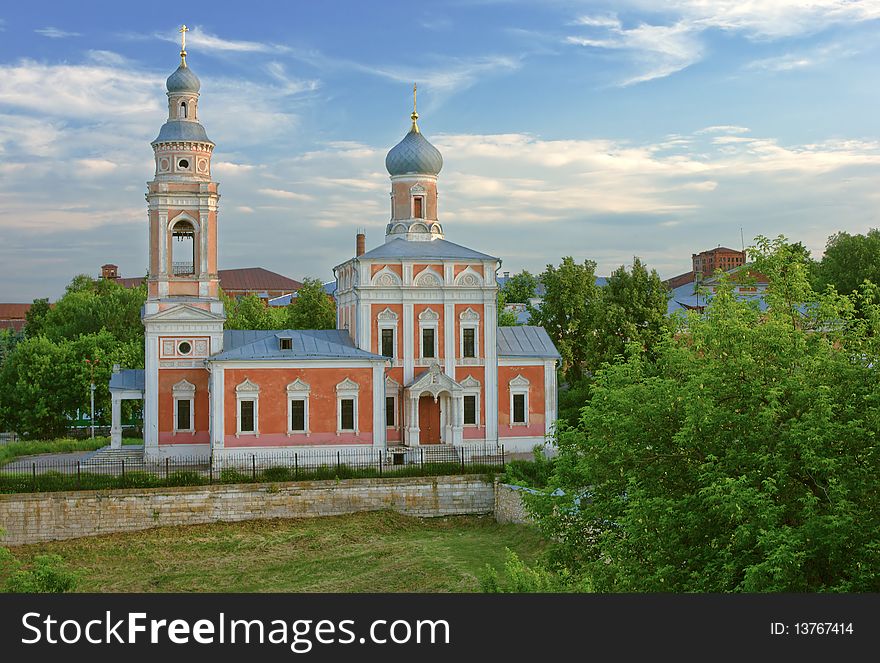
(142, 27, 225, 460)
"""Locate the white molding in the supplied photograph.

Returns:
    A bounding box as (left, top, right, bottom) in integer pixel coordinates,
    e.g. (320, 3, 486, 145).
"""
(372, 268, 402, 287)
(418, 307, 440, 360)
(286, 378, 311, 436)
(460, 375, 481, 428)
(414, 267, 443, 287)
(377, 307, 399, 361)
(454, 267, 484, 287)
(336, 377, 360, 434)
(459, 307, 480, 360)
(171, 379, 195, 434)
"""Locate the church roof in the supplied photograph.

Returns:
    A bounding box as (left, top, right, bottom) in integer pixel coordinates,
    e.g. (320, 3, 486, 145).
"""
(109, 369, 146, 393)
(152, 120, 213, 145)
(358, 238, 497, 261)
(211, 329, 384, 361)
(496, 326, 560, 359)
(166, 63, 201, 94)
(386, 128, 443, 176)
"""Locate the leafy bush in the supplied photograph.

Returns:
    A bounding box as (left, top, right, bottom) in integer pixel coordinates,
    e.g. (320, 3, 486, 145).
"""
(480, 549, 571, 593)
(499, 447, 555, 489)
(4, 554, 78, 593)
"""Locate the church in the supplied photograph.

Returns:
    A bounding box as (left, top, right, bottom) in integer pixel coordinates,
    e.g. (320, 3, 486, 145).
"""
(109, 36, 560, 463)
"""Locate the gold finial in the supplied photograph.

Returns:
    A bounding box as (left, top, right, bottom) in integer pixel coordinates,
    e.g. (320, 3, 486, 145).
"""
(411, 82, 420, 133)
(179, 25, 189, 66)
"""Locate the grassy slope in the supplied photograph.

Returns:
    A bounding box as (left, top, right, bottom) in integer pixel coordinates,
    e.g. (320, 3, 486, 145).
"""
(6, 511, 545, 593)
(0, 437, 142, 465)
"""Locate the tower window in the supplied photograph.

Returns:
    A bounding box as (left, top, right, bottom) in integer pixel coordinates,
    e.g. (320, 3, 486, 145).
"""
(239, 400, 255, 433)
(413, 196, 424, 218)
(340, 398, 355, 431)
(513, 394, 526, 425)
(177, 341, 192, 355)
(462, 328, 476, 358)
(178, 159, 189, 170)
(171, 220, 195, 276)
(464, 395, 477, 426)
(179, 101, 188, 119)
(385, 396, 396, 427)
(381, 328, 394, 358)
(422, 328, 435, 358)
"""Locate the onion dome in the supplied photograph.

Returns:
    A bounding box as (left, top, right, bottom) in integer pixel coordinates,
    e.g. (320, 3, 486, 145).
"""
(166, 63, 201, 94)
(385, 83, 443, 176)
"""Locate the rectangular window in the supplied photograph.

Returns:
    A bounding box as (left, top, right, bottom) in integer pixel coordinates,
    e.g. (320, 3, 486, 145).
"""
(462, 328, 476, 358)
(290, 399, 305, 432)
(381, 328, 394, 358)
(280, 337, 293, 351)
(413, 196, 424, 218)
(385, 396, 396, 427)
(422, 328, 435, 358)
(240, 400, 255, 433)
(176, 399, 191, 431)
(513, 394, 526, 424)
(464, 395, 477, 425)
(341, 398, 355, 431)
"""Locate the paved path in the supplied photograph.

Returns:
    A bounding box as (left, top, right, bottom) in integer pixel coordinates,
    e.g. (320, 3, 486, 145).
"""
(2, 451, 95, 471)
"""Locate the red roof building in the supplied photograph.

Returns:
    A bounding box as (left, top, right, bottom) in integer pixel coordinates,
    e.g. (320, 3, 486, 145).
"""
(0, 303, 31, 333)
(103, 265, 303, 299)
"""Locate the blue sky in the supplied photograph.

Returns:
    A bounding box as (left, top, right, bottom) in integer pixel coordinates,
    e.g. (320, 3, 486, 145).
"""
(1, 0, 879, 301)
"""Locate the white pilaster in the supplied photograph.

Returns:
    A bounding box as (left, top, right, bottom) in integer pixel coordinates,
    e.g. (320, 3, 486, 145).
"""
(372, 363, 386, 449)
(444, 302, 455, 377)
(210, 363, 225, 450)
(110, 394, 122, 448)
(484, 285, 499, 445)
(403, 303, 414, 384)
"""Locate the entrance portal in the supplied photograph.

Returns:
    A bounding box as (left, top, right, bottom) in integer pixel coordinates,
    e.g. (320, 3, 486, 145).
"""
(418, 395, 441, 444)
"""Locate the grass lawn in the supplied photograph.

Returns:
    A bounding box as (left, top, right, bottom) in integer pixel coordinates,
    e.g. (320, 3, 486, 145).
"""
(0, 437, 141, 465)
(5, 511, 546, 592)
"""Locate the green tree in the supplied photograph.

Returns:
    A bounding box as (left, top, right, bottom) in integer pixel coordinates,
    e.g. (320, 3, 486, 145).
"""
(529, 237, 879, 592)
(592, 257, 669, 367)
(223, 292, 279, 330)
(40, 277, 146, 345)
(501, 271, 538, 304)
(815, 229, 880, 305)
(24, 298, 50, 338)
(529, 257, 601, 383)
(285, 277, 336, 330)
(497, 291, 520, 327)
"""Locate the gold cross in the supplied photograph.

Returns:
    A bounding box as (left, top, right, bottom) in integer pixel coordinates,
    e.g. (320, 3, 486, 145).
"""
(413, 82, 417, 115)
(411, 82, 419, 131)
(179, 25, 188, 52)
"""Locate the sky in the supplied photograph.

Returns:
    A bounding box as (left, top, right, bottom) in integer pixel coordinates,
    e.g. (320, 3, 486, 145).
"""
(0, 0, 879, 302)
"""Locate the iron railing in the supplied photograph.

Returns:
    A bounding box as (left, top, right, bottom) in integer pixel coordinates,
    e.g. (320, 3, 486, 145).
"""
(0, 444, 506, 494)
(172, 262, 195, 276)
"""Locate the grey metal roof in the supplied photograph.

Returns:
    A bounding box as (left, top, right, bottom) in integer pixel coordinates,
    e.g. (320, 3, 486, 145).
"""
(496, 326, 560, 359)
(386, 128, 443, 176)
(358, 238, 497, 261)
(211, 329, 384, 361)
(109, 369, 145, 392)
(166, 64, 201, 93)
(152, 120, 213, 145)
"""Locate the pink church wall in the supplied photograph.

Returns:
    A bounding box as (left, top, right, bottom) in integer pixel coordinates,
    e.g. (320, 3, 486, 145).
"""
(157, 368, 210, 445)
(222, 367, 375, 447)
(497, 365, 546, 438)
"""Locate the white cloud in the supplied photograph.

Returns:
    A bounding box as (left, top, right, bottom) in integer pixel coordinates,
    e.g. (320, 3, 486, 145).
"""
(35, 27, 81, 38)
(257, 188, 314, 201)
(154, 26, 288, 53)
(567, 1, 880, 84)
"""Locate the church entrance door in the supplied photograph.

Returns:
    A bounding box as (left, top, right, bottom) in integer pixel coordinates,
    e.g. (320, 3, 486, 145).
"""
(418, 395, 441, 444)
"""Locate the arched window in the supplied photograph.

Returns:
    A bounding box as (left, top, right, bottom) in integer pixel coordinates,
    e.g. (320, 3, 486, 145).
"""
(171, 220, 195, 275)
(179, 101, 188, 119)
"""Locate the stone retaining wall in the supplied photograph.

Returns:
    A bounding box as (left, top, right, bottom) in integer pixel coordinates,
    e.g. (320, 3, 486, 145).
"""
(494, 482, 537, 525)
(0, 475, 494, 546)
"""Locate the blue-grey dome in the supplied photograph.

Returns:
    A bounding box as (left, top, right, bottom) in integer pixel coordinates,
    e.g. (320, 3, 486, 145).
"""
(166, 64, 201, 94)
(385, 128, 443, 176)
(152, 120, 213, 145)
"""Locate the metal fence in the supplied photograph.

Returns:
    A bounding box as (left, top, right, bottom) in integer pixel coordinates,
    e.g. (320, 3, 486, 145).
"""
(0, 444, 506, 494)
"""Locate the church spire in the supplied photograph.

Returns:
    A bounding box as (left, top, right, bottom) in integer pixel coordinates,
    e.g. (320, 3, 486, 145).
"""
(179, 25, 189, 67)
(411, 82, 419, 134)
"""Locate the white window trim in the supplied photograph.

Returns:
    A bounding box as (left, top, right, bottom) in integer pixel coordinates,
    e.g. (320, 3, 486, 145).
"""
(286, 378, 311, 436)
(172, 379, 195, 434)
(460, 375, 481, 428)
(385, 376, 400, 429)
(509, 374, 530, 427)
(235, 378, 260, 437)
(459, 307, 480, 359)
(336, 377, 360, 434)
(418, 307, 440, 360)
(377, 307, 399, 361)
